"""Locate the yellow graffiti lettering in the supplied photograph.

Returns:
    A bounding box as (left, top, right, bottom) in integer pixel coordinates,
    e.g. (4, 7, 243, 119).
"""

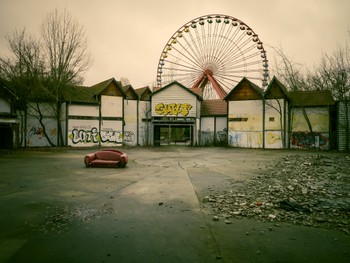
(155, 103, 193, 116)
(155, 103, 165, 115)
(267, 132, 281, 144)
(180, 103, 192, 116)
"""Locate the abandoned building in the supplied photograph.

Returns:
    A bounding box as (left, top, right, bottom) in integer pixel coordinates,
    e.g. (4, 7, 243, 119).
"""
(0, 77, 349, 151)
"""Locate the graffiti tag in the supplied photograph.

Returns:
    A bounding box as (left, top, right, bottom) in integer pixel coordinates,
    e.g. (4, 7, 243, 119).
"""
(70, 127, 100, 144)
(155, 103, 192, 116)
(291, 131, 328, 147)
(69, 127, 136, 145)
(267, 132, 281, 145)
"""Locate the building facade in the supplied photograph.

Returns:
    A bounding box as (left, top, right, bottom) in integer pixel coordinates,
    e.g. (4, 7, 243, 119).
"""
(2, 77, 348, 151)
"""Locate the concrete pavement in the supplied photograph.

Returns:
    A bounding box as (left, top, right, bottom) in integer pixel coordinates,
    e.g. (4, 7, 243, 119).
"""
(0, 147, 349, 263)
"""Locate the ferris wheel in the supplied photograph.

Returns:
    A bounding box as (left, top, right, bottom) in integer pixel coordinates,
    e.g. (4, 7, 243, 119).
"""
(156, 14, 269, 100)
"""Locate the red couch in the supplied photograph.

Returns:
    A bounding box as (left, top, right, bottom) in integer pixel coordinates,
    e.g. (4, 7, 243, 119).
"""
(84, 149, 128, 168)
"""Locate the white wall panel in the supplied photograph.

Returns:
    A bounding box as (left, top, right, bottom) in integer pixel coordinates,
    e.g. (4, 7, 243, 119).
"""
(124, 100, 138, 146)
(216, 117, 227, 144)
(138, 101, 151, 146)
(69, 104, 99, 117)
(228, 100, 263, 148)
(0, 97, 10, 113)
(101, 95, 123, 117)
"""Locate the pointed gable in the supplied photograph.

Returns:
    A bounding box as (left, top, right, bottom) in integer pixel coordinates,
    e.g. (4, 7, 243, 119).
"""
(152, 81, 202, 100)
(90, 78, 125, 97)
(264, 76, 289, 100)
(122, 84, 139, 100)
(135, 86, 152, 101)
(225, 77, 263, 101)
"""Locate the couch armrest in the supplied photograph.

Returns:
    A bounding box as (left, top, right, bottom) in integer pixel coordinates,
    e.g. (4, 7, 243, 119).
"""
(119, 154, 128, 168)
(84, 153, 96, 167)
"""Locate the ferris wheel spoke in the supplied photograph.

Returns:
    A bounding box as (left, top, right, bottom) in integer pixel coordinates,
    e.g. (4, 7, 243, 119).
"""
(186, 29, 206, 66)
(216, 26, 244, 63)
(164, 51, 202, 71)
(211, 23, 228, 63)
(169, 44, 203, 70)
(194, 26, 208, 66)
(225, 51, 263, 69)
(180, 32, 205, 67)
(214, 76, 237, 90)
(220, 37, 255, 66)
(227, 59, 264, 71)
(223, 46, 261, 71)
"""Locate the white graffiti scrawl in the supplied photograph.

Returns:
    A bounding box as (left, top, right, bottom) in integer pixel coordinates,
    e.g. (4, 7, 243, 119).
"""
(69, 127, 135, 145)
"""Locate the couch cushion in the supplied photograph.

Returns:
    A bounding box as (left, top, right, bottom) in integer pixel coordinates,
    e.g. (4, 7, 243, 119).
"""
(91, 159, 119, 168)
(95, 151, 120, 161)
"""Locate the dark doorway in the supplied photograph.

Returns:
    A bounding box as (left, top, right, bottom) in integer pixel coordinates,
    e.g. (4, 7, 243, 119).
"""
(153, 125, 192, 146)
(0, 125, 13, 149)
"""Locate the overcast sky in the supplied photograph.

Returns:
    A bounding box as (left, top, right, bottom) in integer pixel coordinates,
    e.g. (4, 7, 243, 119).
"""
(1, 0, 349, 88)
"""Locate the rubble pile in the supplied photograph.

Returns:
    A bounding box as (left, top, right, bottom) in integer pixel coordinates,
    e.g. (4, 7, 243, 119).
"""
(204, 154, 350, 234)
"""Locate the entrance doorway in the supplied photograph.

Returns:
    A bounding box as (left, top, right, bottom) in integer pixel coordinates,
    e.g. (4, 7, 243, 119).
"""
(0, 125, 13, 149)
(154, 124, 192, 146)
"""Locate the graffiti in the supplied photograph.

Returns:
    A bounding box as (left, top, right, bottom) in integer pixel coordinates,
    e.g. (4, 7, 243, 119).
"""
(123, 131, 135, 143)
(291, 131, 328, 148)
(29, 126, 43, 137)
(228, 131, 262, 148)
(69, 127, 135, 145)
(229, 132, 242, 147)
(70, 127, 100, 144)
(267, 132, 281, 145)
(28, 125, 57, 140)
(155, 103, 192, 116)
(217, 128, 227, 143)
(100, 129, 123, 143)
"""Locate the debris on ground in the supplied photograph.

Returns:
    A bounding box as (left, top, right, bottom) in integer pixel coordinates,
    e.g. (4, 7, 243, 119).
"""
(203, 154, 350, 235)
(41, 204, 116, 234)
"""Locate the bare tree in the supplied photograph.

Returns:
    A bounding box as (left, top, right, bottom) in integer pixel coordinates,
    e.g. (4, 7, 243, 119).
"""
(311, 43, 350, 151)
(271, 47, 315, 145)
(271, 46, 310, 91)
(41, 8, 92, 146)
(0, 30, 55, 145)
(1, 8, 91, 147)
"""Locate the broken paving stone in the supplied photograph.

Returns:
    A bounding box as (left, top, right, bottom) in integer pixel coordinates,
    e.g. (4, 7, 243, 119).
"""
(203, 154, 350, 233)
(268, 214, 277, 220)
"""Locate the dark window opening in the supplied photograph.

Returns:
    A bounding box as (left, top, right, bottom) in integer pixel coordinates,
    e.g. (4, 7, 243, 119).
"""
(229, 117, 248, 122)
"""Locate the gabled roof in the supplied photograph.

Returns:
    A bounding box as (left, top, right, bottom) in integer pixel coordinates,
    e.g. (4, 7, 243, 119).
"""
(122, 84, 139, 100)
(63, 85, 98, 104)
(201, 99, 227, 116)
(0, 80, 19, 100)
(135, 86, 152, 101)
(225, 77, 264, 101)
(90, 78, 125, 97)
(264, 76, 289, 100)
(152, 81, 203, 100)
(64, 78, 126, 104)
(289, 90, 335, 107)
